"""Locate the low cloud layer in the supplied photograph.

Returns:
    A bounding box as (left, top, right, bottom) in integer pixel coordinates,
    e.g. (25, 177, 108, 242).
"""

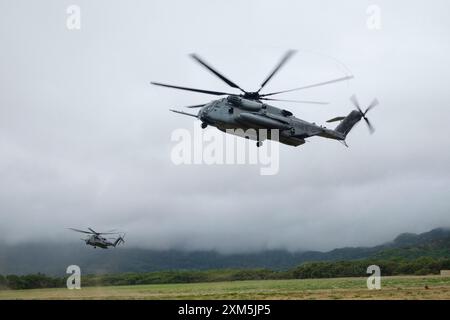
(1, 0, 449, 252)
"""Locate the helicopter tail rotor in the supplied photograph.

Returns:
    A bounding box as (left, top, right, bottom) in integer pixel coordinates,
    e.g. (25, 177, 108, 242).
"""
(333, 95, 378, 138)
(350, 95, 378, 134)
(114, 234, 126, 247)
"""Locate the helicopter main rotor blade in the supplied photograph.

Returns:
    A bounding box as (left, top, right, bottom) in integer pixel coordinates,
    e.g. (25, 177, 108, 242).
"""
(170, 109, 198, 118)
(189, 54, 246, 93)
(260, 97, 329, 105)
(259, 50, 297, 92)
(186, 104, 206, 108)
(151, 82, 233, 96)
(88, 228, 99, 235)
(261, 75, 354, 97)
(68, 228, 93, 234)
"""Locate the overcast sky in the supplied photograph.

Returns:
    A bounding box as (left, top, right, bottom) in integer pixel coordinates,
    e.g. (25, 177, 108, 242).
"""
(0, 0, 449, 253)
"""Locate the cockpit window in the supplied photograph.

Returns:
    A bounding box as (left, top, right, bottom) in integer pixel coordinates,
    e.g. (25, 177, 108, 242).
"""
(282, 109, 293, 117)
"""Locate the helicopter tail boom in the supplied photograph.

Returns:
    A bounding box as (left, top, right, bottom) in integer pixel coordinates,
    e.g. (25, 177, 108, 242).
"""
(334, 110, 362, 138)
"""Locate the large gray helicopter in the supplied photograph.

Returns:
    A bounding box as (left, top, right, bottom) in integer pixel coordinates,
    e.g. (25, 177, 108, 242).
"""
(152, 50, 378, 147)
(69, 228, 125, 249)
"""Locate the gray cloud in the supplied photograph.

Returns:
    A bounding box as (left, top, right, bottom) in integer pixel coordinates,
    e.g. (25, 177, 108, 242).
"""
(0, 0, 449, 252)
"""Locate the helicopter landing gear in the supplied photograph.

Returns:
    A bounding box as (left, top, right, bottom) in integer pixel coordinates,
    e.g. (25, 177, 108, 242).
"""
(256, 130, 263, 148)
(201, 122, 208, 129)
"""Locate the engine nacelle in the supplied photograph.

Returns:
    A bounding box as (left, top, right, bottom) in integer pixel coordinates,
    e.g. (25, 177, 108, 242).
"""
(238, 113, 291, 130)
(227, 96, 264, 111)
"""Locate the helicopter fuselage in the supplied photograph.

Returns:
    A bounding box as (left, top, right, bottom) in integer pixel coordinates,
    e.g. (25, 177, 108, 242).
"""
(153, 51, 375, 145)
(69, 227, 125, 249)
(197, 96, 346, 147)
(85, 235, 114, 249)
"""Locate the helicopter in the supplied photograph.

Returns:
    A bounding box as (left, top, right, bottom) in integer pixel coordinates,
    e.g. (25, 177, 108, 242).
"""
(151, 50, 378, 147)
(69, 228, 125, 249)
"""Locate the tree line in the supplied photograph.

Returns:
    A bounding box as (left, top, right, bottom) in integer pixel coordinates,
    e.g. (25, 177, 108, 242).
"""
(1, 257, 449, 290)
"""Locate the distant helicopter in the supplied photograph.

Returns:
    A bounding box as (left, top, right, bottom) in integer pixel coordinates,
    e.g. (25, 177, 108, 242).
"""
(69, 228, 125, 249)
(152, 50, 378, 147)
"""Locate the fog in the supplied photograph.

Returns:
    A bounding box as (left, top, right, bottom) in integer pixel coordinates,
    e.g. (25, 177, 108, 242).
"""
(0, 0, 449, 253)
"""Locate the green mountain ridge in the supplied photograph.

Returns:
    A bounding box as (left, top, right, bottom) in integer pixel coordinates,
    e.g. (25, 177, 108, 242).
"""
(1, 227, 449, 275)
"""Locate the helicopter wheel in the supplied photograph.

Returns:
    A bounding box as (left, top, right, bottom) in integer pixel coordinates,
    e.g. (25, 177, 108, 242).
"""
(256, 141, 263, 147)
(201, 123, 208, 129)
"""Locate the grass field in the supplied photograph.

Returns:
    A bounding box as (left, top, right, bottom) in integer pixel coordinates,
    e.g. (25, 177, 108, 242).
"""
(1, 275, 449, 300)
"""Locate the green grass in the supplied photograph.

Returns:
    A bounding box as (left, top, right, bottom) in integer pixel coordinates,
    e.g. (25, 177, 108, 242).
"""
(1, 275, 449, 300)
